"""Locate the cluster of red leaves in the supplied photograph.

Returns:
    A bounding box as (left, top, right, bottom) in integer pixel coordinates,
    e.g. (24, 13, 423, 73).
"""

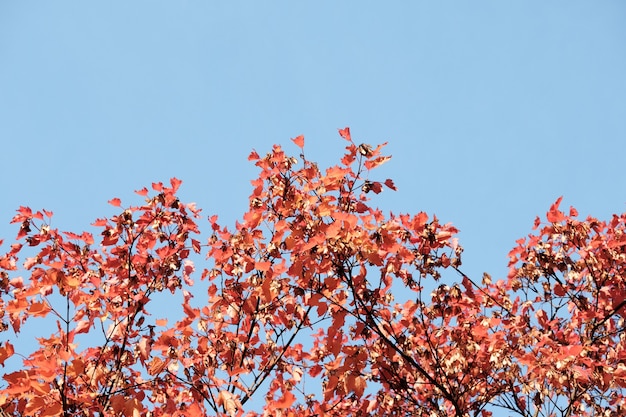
(486, 197, 626, 415)
(0, 179, 203, 416)
(0, 128, 624, 416)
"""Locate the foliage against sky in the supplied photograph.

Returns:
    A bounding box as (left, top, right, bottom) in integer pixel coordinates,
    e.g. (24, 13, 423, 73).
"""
(1, 3, 625, 415)
(0, 131, 624, 416)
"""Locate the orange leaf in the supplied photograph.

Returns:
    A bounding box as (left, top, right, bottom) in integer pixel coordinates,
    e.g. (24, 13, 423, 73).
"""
(217, 390, 239, 416)
(185, 402, 205, 417)
(6, 297, 28, 315)
(0, 342, 14, 366)
(25, 397, 46, 415)
(184, 302, 199, 320)
(262, 276, 276, 303)
(124, 398, 142, 417)
(29, 301, 51, 317)
(243, 210, 262, 228)
(255, 261, 272, 272)
(39, 402, 63, 417)
(346, 374, 366, 397)
(109, 395, 125, 413)
(67, 358, 85, 377)
(65, 274, 82, 289)
(273, 391, 296, 409)
(108, 198, 122, 207)
(292, 135, 305, 148)
(75, 319, 91, 334)
(148, 357, 167, 375)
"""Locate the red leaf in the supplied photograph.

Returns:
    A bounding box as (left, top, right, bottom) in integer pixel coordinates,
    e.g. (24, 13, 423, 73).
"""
(547, 197, 565, 223)
(108, 198, 122, 207)
(12, 206, 32, 223)
(292, 135, 305, 148)
(82, 232, 94, 245)
(170, 177, 182, 192)
(364, 155, 391, 170)
(553, 282, 567, 297)
(338, 127, 351, 142)
(192, 238, 202, 254)
(243, 210, 262, 228)
(384, 178, 397, 190)
(414, 212, 429, 229)
(135, 187, 149, 196)
(248, 150, 260, 161)
(92, 218, 108, 227)
(355, 201, 369, 213)
(63, 231, 82, 241)
(565, 345, 583, 358)
(369, 181, 383, 194)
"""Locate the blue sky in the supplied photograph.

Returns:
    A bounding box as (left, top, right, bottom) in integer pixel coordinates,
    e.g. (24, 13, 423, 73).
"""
(1, 1, 625, 413)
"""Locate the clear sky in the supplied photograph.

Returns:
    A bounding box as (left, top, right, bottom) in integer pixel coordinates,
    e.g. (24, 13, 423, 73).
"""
(1, 1, 625, 414)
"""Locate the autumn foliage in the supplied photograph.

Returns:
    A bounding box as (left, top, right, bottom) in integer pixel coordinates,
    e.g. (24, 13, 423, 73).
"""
(0, 128, 624, 416)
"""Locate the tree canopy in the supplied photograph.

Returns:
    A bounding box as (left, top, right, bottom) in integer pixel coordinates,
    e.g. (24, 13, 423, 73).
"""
(0, 128, 624, 416)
